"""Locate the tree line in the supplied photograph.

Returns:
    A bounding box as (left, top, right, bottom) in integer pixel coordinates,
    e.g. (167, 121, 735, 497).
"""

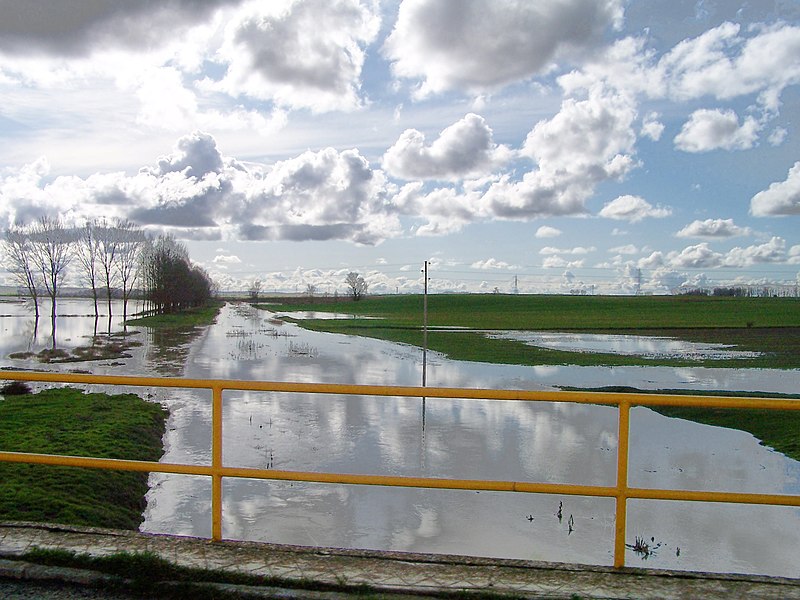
(2, 217, 215, 333)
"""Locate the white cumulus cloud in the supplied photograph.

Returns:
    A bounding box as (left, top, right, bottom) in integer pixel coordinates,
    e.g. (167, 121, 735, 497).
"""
(535, 226, 563, 238)
(599, 195, 672, 222)
(483, 87, 638, 219)
(471, 258, 517, 270)
(609, 244, 639, 255)
(750, 161, 800, 216)
(676, 218, 752, 238)
(660, 22, 800, 112)
(667, 243, 723, 269)
(382, 113, 511, 181)
(540, 246, 596, 255)
(0, 131, 405, 245)
(210, 0, 381, 112)
(723, 236, 789, 266)
(640, 111, 665, 141)
(674, 108, 760, 152)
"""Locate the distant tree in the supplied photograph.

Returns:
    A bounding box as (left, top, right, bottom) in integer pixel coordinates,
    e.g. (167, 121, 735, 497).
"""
(248, 279, 262, 301)
(713, 287, 746, 297)
(345, 272, 368, 301)
(2, 225, 41, 319)
(141, 234, 213, 313)
(305, 283, 317, 297)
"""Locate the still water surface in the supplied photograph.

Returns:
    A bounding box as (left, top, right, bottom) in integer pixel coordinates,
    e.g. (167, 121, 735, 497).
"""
(1, 299, 799, 577)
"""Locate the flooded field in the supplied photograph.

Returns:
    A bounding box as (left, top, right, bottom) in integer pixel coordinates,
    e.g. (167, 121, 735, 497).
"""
(1, 298, 799, 577)
(486, 331, 763, 360)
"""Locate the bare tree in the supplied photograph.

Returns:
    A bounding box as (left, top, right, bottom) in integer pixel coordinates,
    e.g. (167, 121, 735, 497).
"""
(345, 272, 368, 301)
(95, 219, 122, 319)
(2, 225, 41, 319)
(114, 221, 147, 322)
(29, 216, 73, 346)
(248, 279, 262, 301)
(73, 220, 101, 319)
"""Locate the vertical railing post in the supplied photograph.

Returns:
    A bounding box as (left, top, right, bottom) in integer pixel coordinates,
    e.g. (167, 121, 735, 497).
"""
(613, 399, 631, 568)
(212, 384, 223, 541)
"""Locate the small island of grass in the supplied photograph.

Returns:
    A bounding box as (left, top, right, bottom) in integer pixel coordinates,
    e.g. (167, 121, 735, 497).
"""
(125, 300, 223, 329)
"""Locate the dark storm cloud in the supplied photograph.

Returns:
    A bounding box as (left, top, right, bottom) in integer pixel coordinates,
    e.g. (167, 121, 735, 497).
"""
(129, 203, 219, 227)
(384, 0, 623, 94)
(238, 222, 368, 242)
(0, 0, 241, 55)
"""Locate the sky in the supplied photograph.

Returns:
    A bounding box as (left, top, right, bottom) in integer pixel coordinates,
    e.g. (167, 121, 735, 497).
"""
(1, 0, 799, 296)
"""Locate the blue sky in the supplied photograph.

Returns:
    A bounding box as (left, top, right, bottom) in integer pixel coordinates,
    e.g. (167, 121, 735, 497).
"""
(1, 0, 799, 295)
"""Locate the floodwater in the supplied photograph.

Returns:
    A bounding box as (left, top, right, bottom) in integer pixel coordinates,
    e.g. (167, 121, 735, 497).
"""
(487, 331, 763, 360)
(0, 297, 135, 355)
(1, 299, 799, 577)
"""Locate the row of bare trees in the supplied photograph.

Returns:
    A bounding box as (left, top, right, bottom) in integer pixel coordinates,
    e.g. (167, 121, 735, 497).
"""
(2, 217, 215, 342)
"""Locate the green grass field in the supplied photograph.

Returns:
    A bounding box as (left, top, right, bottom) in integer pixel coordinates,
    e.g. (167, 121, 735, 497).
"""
(259, 294, 800, 368)
(0, 387, 167, 529)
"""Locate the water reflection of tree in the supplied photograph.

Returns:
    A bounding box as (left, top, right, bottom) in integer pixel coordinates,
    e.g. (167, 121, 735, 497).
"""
(20, 310, 39, 352)
(144, 326, 207, 376)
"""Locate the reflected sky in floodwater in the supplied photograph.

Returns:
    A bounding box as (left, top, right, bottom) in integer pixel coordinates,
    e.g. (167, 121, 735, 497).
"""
(487, 331, 763, 360)
(0, 297, 140, 355)
(2, 300, 799, 576)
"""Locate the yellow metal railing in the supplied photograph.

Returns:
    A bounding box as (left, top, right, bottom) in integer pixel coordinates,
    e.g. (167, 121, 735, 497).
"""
(1, 369, 799, 569)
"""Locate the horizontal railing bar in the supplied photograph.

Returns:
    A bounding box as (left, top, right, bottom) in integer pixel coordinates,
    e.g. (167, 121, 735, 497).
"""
(219, 465, 619, 497)
(0, 451, 212, 477)
(1, 370, 798, 410)
(627, 487, 800, 506)
(2, 450, 797, 507)
(630, 395, 800, 410)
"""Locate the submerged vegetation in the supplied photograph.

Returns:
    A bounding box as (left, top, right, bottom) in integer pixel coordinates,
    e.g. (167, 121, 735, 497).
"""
(0, 387, 166, 529)
(260, 294, 800, 369)
(9, 331, 142, 364)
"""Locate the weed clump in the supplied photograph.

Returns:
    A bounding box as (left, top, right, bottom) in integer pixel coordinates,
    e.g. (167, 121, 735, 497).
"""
(1, 380, 32, 395)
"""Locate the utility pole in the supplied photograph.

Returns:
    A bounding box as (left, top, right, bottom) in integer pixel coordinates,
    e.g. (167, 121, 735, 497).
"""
(422, 260, 428, 388)
(421, 260, 429, 431)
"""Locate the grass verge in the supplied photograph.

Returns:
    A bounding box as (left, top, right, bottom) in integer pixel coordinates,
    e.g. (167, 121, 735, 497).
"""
(0, 388, 166, 529)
